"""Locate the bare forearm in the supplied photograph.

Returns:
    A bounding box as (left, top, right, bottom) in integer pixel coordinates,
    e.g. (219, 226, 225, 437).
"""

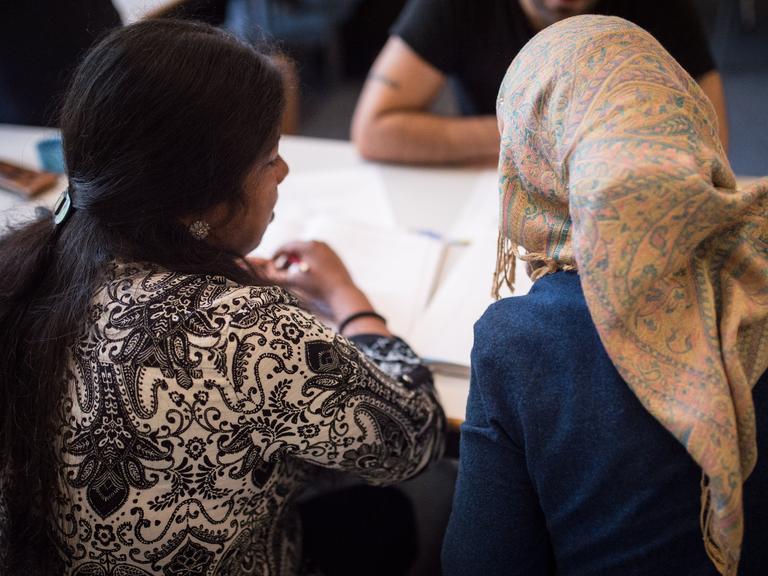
(328, 285, 391, 338)
(351, 37, 500, 165)
(354, 112, 500, 166)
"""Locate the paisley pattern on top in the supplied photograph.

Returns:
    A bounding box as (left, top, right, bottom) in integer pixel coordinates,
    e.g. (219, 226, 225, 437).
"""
(53, 261, 444, 575)
(495, 15, 768, 575)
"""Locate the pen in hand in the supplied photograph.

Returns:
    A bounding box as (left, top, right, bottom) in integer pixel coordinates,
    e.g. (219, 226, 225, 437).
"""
(273, 253, 310, 274)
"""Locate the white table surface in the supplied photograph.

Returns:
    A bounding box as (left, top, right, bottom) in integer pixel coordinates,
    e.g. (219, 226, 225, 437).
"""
(0, 127, 485, 233)
(7, 125, 759, 428)
(0, 125, 478, 426)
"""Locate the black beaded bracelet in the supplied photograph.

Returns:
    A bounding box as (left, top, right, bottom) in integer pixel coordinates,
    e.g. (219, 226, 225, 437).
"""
(338, 310, 387, 335)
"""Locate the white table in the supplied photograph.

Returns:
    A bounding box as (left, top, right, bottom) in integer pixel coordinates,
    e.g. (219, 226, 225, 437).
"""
(0, 125, 477, 426)
(0, 127, 484, 234)
(9, 125, 758, 428)
(0, 124, 66, 216)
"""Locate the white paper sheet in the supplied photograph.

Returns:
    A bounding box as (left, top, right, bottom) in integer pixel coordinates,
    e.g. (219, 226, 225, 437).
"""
(449, 169, 499, 241)
(408, 229, 532, 368)
(252, 217, 445, 338)
(273, 167, 396, 230)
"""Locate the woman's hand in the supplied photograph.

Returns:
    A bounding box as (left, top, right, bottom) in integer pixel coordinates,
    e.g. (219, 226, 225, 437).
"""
(246, 241, 391, 337)
(268, 240, 355, 301)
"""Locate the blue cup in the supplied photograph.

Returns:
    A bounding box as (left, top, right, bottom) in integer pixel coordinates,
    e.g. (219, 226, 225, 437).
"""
(36, 137, 66, 174)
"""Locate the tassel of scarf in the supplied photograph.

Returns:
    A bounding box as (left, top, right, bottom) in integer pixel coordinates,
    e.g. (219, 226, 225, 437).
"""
(492, 231, 516, 300)
(700, 473, 738, 576)
(493, 231, 580, 300)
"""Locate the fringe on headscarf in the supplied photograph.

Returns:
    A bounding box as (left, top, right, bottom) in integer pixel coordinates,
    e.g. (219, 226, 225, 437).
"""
(492, 232, 516, 300)
(492, 231, 578, 300)
(701, 473, 738, 576)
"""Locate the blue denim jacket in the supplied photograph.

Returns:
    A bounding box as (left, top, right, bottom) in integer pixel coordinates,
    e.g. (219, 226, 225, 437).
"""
(443, 272, 767, 576)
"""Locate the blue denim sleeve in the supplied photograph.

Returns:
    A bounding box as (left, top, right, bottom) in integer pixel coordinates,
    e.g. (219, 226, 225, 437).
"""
(442, 320, 555, 575)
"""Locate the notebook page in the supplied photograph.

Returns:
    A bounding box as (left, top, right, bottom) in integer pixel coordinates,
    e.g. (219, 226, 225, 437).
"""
(253, 166, 396, 259)
(250, 218, 307, 260)
(273, 167, 396, 229)
(302, 217, 445, 338)
(449, 169, 499, 241)
(251, 216, 445, 337)
(408, 229, 532, 369)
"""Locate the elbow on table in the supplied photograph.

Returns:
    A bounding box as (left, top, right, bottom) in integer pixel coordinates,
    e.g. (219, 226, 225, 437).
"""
(351, 112, 397, 162)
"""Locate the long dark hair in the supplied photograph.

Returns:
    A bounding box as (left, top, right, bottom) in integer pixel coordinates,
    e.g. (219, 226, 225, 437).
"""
(0, 19, 284, 572)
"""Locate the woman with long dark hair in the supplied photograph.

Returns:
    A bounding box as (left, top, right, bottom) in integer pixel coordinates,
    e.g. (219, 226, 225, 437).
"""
(0, 19, 444, 574)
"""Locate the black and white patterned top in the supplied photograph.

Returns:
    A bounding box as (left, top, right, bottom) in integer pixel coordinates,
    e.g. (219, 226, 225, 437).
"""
(53, 261, 445, 575)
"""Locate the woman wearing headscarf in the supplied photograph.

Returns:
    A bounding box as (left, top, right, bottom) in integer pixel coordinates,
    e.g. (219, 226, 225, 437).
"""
(442, 15, 767, 576)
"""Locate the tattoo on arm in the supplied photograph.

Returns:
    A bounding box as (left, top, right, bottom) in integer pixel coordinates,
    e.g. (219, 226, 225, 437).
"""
(368, 73, 401, 90)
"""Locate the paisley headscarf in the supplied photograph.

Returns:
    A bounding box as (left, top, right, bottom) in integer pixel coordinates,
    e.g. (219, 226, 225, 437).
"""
(494, 15, 768, 575)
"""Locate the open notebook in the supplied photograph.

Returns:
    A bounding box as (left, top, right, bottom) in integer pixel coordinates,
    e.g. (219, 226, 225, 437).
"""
(252, 168, 532, 376)
(407, 230, 532, 377)
(406, 171, 533, 375)
(254, 216, 446, 338)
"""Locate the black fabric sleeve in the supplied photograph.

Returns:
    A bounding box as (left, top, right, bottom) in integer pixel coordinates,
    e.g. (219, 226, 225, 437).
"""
(348, 334, 434, 388)
(389, 0, 463, 74)
(652, 0, 716, 79)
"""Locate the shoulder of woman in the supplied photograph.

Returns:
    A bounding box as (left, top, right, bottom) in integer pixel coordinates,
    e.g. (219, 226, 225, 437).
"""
(474, 273, 591, 354)
(213, 283, 299, 311)
(203, 282, 315, 334)
(475, 293, 547, 344)
(101, 261, 305, 330)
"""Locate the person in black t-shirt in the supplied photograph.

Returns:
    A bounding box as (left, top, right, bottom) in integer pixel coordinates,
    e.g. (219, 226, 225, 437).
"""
(351, 0, 728, 165)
